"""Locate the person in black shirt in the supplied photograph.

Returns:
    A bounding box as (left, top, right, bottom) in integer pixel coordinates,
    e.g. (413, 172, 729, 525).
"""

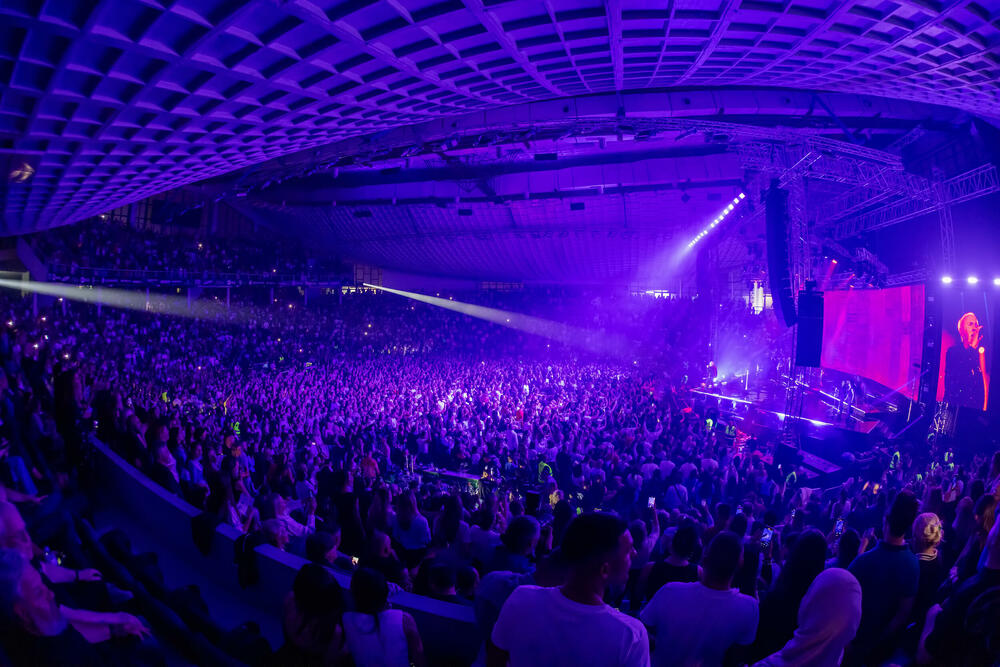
(749, 529, 828, 663)
(641, 522, 699, 604)
(359, 530, 410, 592)
(329, 470, 365, 557)
(148, 442, 181, 496)
(0, 549, 157, 667)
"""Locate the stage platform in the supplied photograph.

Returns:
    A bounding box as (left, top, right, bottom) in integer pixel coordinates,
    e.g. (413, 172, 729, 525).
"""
(692, 373, 904, 487)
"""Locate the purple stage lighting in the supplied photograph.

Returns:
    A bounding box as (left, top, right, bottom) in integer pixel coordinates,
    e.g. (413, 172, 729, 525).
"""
(942, 276, 954, 284)
(994, 278, 1000, 286)
(967, 276, 979, 285)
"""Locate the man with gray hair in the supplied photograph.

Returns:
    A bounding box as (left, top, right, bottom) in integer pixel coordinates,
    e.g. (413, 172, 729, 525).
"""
(0, 548, 154, 665)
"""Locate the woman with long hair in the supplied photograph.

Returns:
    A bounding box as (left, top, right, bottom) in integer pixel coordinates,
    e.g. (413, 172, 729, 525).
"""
(342, 568, 424, 667)
(432, 494, 469, 552)
(280, 563, 346, 666)
(366, 487, 394, 536)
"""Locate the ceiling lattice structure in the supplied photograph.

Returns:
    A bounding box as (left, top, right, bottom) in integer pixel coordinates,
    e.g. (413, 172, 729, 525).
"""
(3, 0, 1000, 234)
(239, 194, 727, 282)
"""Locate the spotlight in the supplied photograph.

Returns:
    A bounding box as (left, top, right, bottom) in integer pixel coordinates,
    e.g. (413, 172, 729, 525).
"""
(941, 276, 953, 284)
(994, 277, 1000, 286)
(685, 192, 746, 252)
(967, 276, 979, 285)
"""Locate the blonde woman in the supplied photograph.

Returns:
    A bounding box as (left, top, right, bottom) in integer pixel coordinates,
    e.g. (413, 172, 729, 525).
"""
(910, 513, 945, 633)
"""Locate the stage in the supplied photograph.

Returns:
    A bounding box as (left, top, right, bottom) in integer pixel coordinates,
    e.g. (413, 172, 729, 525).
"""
(691, 370, 907, 486)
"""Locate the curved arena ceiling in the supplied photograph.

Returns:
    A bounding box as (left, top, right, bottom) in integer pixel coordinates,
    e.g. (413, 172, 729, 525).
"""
(2, 0, 1000, 280)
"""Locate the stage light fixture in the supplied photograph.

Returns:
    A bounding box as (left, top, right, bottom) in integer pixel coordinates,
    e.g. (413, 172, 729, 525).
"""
(967, 276, 979, 285)
(994, 277, 1000, 286)
(685, 192, 746, 251)
(941, 276, 953, 284)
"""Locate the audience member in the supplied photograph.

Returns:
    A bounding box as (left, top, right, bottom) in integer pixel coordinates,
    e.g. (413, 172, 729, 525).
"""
(490, 513, 649, 667)
(640, 531, 758, 667)
(847, 490, 920, 665)
(279, 563, 346, 665)
(752, 568, 862, 667)
(343, 567, 424, 667)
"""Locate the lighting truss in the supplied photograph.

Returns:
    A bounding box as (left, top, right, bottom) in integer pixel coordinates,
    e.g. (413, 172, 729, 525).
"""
(737, 142, 934, 196)
(817, 187, 899, 223)
(939, 195, 956, 274)
(226, 114, 911, 200)
(834, 163, 1000, 239)
(885, 268, 929, 287)
(828, 267, 927, 289)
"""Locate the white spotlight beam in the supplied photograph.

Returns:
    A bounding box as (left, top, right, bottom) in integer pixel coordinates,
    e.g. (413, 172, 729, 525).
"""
(0, 279, 243, 322)
(364, 283, 634, 356)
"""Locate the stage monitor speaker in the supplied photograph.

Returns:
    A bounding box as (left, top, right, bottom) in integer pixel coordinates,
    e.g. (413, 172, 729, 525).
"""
(795, 283, 824, 367)
(765, 180, 796, 327)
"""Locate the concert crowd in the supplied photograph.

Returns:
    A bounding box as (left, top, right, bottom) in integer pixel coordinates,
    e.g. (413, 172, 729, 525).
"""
(0, 283, 997, 667)
(28, 218, 342, 278)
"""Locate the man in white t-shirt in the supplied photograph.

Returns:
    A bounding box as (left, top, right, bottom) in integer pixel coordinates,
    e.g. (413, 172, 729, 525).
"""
(489, 513, 650, 667)
(640, 531, 758, 667)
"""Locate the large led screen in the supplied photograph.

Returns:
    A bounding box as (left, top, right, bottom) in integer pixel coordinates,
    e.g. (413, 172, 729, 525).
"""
(821, 285, 926, 401)
(937, 289, 994, 411)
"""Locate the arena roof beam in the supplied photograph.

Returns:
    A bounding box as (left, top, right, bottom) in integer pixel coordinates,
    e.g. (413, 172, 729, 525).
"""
(204, 90, 964, 198)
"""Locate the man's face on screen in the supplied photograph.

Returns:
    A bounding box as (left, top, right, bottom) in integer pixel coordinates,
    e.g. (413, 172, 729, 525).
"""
(960, 314, 980, 347)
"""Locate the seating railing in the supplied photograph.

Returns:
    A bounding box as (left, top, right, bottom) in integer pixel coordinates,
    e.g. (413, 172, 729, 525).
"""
(87, 435, 480, 665)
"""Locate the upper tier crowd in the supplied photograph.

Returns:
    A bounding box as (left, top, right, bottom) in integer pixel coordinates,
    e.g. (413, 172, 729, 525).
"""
(29, 218, 343, 278)
(0, 283, 997, 667)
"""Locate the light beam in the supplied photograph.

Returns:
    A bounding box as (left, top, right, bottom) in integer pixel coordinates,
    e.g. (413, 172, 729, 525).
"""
(364, 283, 634, 357)
(0, 279, 244, 322)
